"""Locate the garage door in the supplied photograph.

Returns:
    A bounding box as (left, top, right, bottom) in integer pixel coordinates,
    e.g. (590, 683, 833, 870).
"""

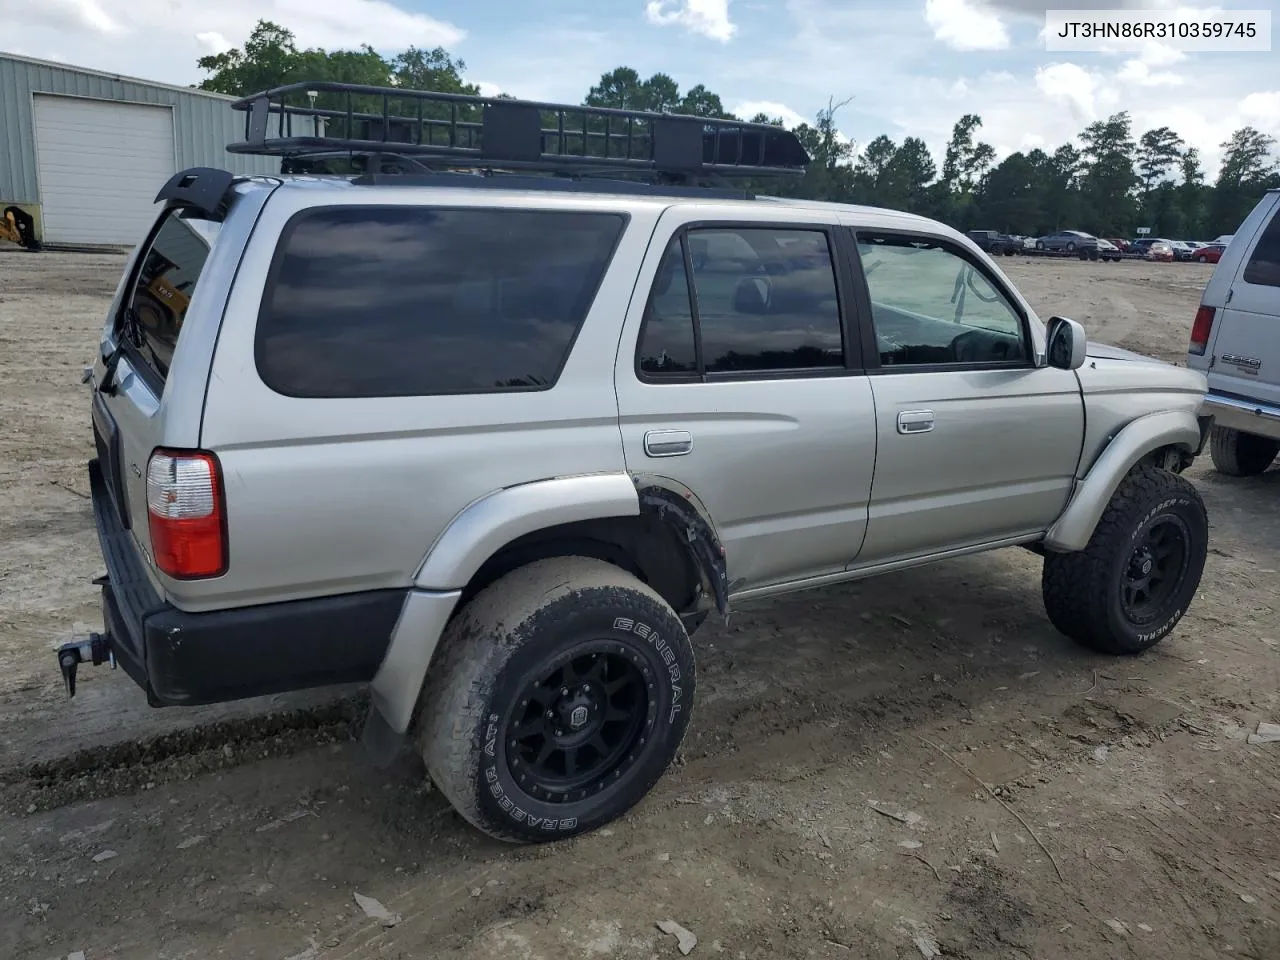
(33, 95, 175, 246)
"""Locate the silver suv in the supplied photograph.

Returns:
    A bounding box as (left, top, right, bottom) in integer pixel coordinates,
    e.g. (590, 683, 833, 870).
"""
(1187, 189, 1280, 476)
(59, 84, 1215, 843)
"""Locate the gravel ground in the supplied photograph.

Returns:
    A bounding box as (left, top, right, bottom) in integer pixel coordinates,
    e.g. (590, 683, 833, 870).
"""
(1, 249, 1278, 960)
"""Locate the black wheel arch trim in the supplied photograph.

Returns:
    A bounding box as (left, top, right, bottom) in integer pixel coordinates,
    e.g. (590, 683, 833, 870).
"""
(631, 475, 729, 617)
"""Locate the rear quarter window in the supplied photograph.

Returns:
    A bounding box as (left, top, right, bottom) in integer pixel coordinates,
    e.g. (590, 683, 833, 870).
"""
(120, 209, 220, 384)
(1241, 207, 1280, 288)
(254, 206, 627, 398)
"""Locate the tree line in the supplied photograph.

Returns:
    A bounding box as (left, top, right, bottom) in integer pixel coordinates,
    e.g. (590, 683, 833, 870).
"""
(200, 20, 1280, 240)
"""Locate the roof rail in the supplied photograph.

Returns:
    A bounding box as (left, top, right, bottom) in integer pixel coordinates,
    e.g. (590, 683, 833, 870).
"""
(226, 81, 811, 185)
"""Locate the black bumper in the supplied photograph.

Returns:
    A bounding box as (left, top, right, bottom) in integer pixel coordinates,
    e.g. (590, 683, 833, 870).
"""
(88, 458, 405, 707)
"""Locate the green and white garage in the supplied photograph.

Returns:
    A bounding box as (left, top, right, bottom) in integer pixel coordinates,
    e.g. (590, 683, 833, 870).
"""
(0, 52, 278, 247)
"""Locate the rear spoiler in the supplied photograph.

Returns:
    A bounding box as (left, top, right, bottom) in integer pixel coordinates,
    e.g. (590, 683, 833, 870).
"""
(154, 167, 237, 220)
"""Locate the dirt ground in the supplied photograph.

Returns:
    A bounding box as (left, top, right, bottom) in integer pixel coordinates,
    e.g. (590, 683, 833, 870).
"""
(1, 250, 1278, 960)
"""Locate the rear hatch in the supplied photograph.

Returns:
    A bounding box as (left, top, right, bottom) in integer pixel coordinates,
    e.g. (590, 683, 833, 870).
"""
(90, 176, 275, 579)
(1195, 193, 1280, 408)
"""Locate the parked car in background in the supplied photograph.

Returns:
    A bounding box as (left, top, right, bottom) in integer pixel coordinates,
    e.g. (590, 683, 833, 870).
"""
(1187, 188, 1280, 477)
(1171, 241, 1198, 262)
(1095, 238, 1123, 262)
(1191, 244, 1226, 264)
(1145, 241, 1175, 262)
(966, 229, 1021, 256)
(1036, 230, 1097, 253)
(1106, 237, 1132, 252)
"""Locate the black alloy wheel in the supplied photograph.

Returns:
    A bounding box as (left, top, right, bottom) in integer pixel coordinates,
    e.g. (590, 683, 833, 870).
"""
(506, 645, 649, 803)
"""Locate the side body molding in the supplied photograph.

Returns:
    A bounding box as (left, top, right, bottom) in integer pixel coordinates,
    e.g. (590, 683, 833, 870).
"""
(1044, 409, 1203, 553)
(413, 473, 642, 590)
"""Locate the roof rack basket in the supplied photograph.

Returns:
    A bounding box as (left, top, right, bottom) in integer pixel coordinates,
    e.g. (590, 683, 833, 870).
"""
(227, 81, 810, 184)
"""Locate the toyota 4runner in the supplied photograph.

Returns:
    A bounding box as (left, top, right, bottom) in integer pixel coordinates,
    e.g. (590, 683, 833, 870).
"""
(59, 83, 1214, 843)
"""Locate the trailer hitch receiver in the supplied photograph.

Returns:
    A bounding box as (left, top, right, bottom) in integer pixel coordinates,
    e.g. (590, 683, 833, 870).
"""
(56, 632, 115, 698)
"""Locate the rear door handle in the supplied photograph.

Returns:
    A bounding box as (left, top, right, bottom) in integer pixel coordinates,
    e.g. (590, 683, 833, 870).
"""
(897, 409, 934, 434)
(644, 429, 694, 457)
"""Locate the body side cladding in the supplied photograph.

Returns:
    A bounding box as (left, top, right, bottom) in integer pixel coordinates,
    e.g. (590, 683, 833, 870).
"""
(1044, 409, 1203, 553)
(633, 477, 730, 618)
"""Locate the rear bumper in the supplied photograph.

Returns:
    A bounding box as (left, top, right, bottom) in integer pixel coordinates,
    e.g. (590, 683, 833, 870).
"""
(1203, 392, 1280, 443)
(87, 458, 406, 707)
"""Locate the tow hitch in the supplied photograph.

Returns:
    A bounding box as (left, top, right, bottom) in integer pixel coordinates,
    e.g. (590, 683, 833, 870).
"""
(56, 632, 115, 697)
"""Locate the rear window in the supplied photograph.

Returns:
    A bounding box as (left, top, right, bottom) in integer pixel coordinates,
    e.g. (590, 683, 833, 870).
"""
(254, 206, 627, 398)
(120, 210, 219, 382)
(1242, 207, 1280, 288)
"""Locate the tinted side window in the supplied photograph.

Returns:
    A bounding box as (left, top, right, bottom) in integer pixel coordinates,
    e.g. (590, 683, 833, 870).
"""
(637, 238, 698, 376)
(1242, 209, 1280, 288)
(856, 233, 1028, 368)
(122, 210, 219, 382)
(255, 207, 626, 398)
(690, 227, 843, 373)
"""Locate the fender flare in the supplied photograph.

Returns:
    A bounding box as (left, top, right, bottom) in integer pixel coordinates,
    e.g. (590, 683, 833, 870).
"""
(1044, 409, 1203, 553)
(413, 473, 641, 589)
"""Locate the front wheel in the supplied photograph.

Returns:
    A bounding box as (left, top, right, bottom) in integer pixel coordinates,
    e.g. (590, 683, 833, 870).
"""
(417, 556, 696, 843)
(1042, 467, 1207, 655)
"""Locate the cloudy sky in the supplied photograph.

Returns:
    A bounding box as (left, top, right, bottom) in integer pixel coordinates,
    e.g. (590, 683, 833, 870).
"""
(3, 0, 1277, 177)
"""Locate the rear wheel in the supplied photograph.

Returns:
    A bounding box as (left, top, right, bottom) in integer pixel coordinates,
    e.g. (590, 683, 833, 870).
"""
(1042, 467, 1207, 655)
(1197, 255, 1208, 263)
(1210, 426, 1280, 477)
(417, 556, 696, 843)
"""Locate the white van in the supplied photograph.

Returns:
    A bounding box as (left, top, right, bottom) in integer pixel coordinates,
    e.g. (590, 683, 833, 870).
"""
(1188, 189, 1280, 475)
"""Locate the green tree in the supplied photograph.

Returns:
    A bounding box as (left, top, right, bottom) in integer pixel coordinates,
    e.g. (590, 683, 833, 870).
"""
(1078, 112, 1138, 234)
(939, 114, 996, 226)
(1136, 126, 1186, 191)
(879, 136, 936, 214)
(979, 152, 1045, 233)
(788, 97, 856, 201)
(1210, 127, 1280, 234)
(197, 20, 302, 95)
(1177, 148, 1208, 238)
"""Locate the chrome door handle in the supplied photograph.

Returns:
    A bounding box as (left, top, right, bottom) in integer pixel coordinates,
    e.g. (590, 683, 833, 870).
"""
(644, 429, 693, 457)
(897, 409, 934, 434)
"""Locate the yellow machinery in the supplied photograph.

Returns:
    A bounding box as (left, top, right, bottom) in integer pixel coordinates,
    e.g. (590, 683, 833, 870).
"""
(1, 206, 41, 251)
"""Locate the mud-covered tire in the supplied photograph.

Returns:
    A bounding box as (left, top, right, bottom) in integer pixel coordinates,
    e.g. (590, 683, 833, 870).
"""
(1209, 426, 1279, 477)
(417, 556, 696, 843)
(1042, 466, 1207, 655)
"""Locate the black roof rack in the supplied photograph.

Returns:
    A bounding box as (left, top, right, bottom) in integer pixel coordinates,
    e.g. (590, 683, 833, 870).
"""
(227, 81, 810, 186)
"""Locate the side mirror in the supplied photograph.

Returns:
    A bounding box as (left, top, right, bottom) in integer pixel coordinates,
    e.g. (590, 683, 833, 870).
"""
(1046, 315, 1087, 370)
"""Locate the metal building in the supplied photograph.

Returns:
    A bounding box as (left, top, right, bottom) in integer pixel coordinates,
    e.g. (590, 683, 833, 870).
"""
(0, 52, 280, 247)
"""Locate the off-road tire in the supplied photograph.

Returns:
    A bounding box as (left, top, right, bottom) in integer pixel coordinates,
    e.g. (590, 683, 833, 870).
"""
(1209, 426, 1279, 477)
(417, 556, 696, 843)
(1042, 466, 1207, 655)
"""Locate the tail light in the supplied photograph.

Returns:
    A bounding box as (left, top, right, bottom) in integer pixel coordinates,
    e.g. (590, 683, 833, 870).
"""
(1189, 305, 1215, 356)
(146, 449, 227, 579)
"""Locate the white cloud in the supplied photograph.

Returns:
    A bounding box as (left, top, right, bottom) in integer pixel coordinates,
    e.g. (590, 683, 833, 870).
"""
(195, 31, 232, 55)
(733, 99, 808, 129)
(1034, 61, 1119, 125)
(924, 0, 1010, 51)
(645, 0, 737, 42)
(3, 0, 126, 35)
(475, 80, 503, 98)
(1, 0, 466, 85)
(1117, 58, 1183, 87)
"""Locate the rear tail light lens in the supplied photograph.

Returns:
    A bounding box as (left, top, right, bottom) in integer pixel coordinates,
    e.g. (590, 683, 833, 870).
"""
(1189, 306, 1215, 356)
(146, 449, 227, 579)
